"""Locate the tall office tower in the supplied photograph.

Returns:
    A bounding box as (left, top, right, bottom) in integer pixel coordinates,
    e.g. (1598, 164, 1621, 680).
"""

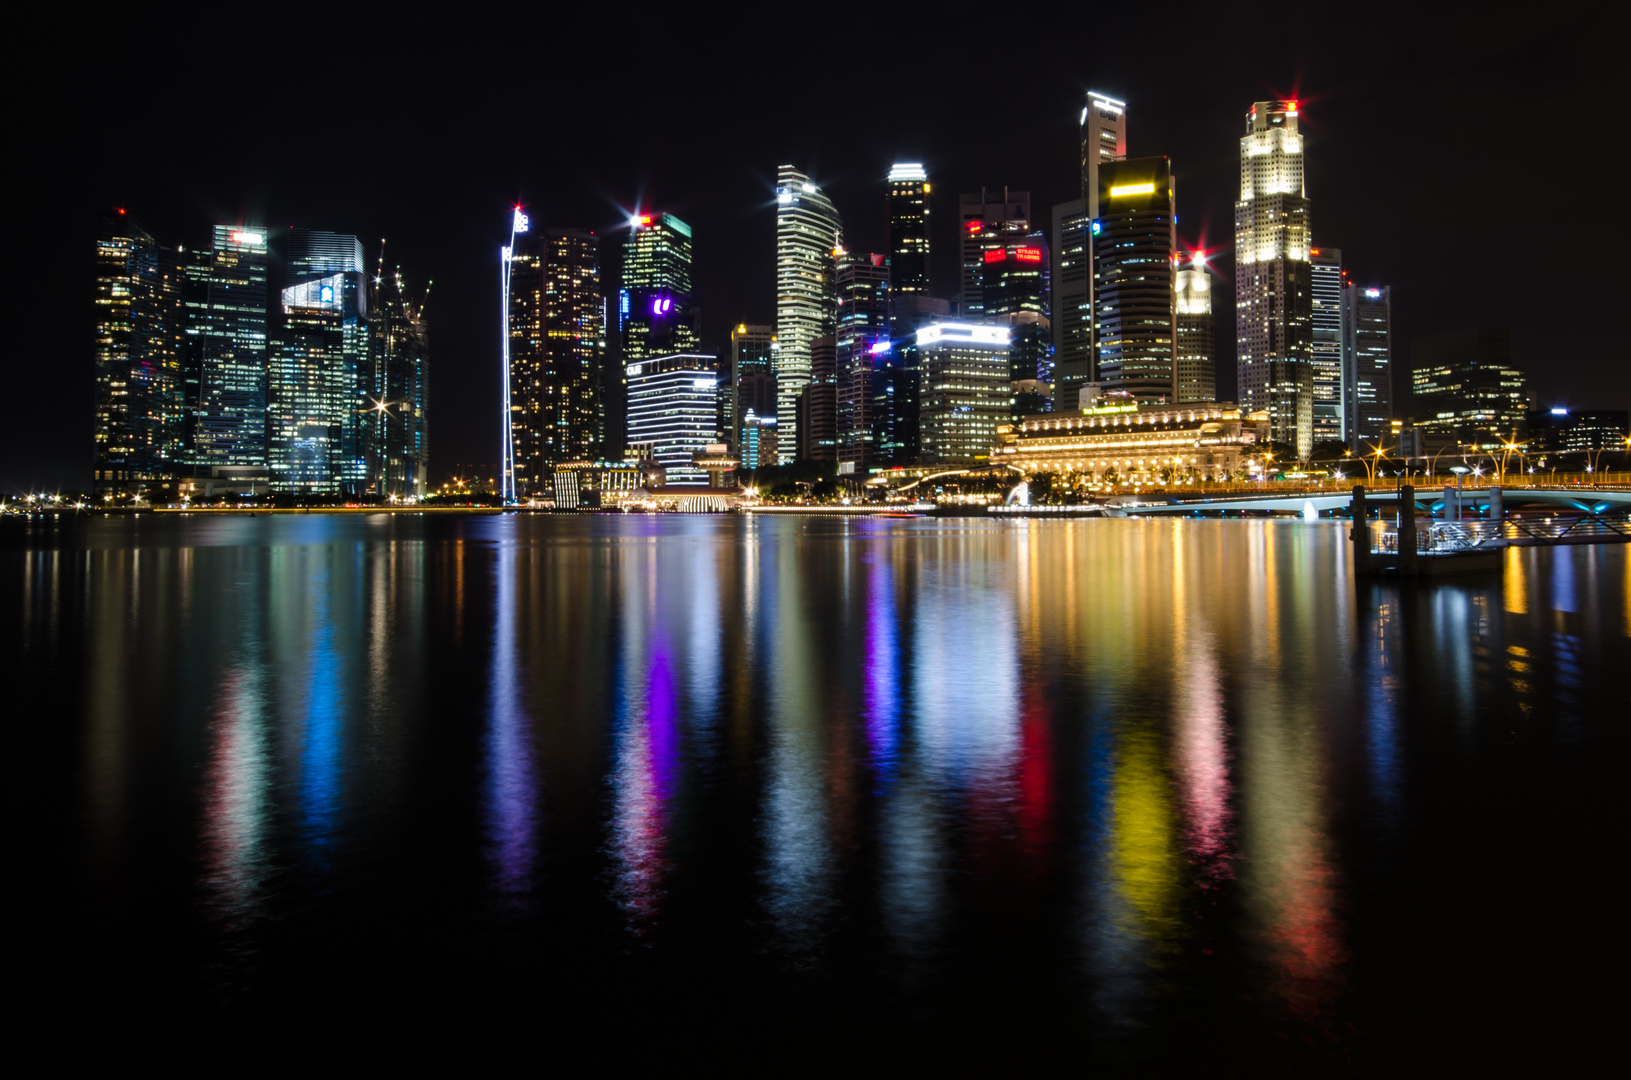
(371, 262, 430, 498)
(615, 212, 697, 456)
(802, 336, 838, 461)
(958, 188, 1031, 314)
(729, 323, 776, 450)
(175, 245, 213, 470)
(506, 218, 606, 494)
(1050, 199, 1093, 412)
(1174, 253, 1216, 403)
(1095, 157, 1176, 403)
(625, 354, 719, 485)
(980, 234, 1052, 417)
(1411, 327, 1528, 451)
(1310, 248, 1346, 444)
(195, 225, 270, 476)
(1081, 90, 1128, 208)
(1235, 100, 1314, 458)
(775, 166, 842, 462)
(267, 230, 365, 493)
(889, 295, 951, 463)
(94, 210, 182, 494)
(886, 164, 931, 298)
(835, 251, 891, 466)
(917, 322, 1013, 464)
(1054, 92, 1128, 413)
(1342, 284, 1392, 450)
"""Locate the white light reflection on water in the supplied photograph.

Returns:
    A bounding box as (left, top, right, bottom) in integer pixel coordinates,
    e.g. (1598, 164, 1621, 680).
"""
(761, 536, 836, 959)
(486, 537, 539, 903)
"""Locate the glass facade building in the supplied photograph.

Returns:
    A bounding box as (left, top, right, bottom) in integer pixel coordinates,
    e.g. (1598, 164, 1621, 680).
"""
(625, 354, 720, 485)
(195, 225, 271, 474)
(1050, 198, 1093, 413)
(1343, 283, 1392, 451)
(1235, 100, 1314, 459)
(617, 213, 696, 457)
(1409, 326, 1526, 452)
(1094, 157, 1175, 404)
(917, 323, 1012, 465)
(835, 251, 891, 467)
(94, 210, 183, 494)
(1310, 247, 1346, 444)
(775, 166, 842, 462)
(886, 164, 931, 299)
(728, 323, 775, 451)
(957, 188, 1031, 316)
(371, 263, 430, 498)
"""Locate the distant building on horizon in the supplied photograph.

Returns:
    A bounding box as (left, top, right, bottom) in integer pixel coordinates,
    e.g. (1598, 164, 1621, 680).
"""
(775, 166, 842, 462)
(1410, 326, 1529, 451)
(1235, 100, 1314, 459)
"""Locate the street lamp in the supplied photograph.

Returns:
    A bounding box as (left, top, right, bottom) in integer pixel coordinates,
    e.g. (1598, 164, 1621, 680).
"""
(1449, 464, 1470, 520)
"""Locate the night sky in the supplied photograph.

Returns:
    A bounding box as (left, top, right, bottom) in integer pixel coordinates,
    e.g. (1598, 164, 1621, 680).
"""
(10, 5, 1619, 492)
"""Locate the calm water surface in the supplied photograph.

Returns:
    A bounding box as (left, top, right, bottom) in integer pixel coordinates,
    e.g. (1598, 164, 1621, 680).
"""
(11, 514, 1628, 1065)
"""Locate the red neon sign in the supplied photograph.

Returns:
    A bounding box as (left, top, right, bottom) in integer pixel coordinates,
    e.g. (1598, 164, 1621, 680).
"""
(1015, 247, 1041, 262)
(983, 249, 1006, 263)
(966, 221, 983, 232)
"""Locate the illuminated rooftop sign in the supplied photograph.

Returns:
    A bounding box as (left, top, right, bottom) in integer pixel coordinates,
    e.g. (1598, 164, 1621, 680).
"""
(230, 231, 265, 246)
(512, 208, 529, 234)
(917, 323, 1010, 347)
(1014, 247, 1041, 262)
(887, 163, 927, 182)
(983, 249, 1006, 263)
(1109, 183, 1155, 198)
(1083, 403, 1139, 415)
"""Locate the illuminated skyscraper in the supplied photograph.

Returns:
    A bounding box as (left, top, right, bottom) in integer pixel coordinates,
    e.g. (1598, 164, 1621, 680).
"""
(979, 234, 1052, 416)
(1174, 253, 1216, 403)
(1235, 100, 1314, 458)
(802, 335, 838, 461)
(93, 210, 183, 494)
(195, 225, 270, 475)
(1344, 284, 1393, 450)
(917, 322, 1013, 465)
(886, 164, 931, 298)
(1310, 247, 1346, 444)
(370, 260, 430, 498)
(729, 323, 775, 450)
(958, 187, 1031, 315)
(625, 354, 719, 484)
(507, 214, 605, 496)
(1095, 157, 1176, 403)
(1081, 90, 1127, 210)
(267, 230, 365, 493)
(617, 212, 697, 458)
(775, 166, 842, 462)
(835, 251, 891, 466)
(1055, 90, 1127, 412)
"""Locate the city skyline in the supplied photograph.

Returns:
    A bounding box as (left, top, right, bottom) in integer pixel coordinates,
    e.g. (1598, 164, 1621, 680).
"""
(12, 9, 1622, 490)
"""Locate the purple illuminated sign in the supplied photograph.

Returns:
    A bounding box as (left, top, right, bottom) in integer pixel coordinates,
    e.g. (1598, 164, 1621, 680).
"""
(650, 297, 672, 316)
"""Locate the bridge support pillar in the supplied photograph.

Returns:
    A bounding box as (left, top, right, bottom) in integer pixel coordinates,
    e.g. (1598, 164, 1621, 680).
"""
(1350, 485, 1371, 574)
(1490, 486, 1505, 546)
(1444, 484, 1458, 521)
(1399, 485, 1418, 574)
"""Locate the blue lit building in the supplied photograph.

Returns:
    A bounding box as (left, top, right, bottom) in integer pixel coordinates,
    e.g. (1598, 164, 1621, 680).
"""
(625, 353, 719, 485)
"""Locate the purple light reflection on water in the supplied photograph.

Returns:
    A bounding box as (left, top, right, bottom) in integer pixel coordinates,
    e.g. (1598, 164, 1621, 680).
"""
(611, 647, 681, 927)
(862, 556, 900, 786)
(485, 541, 538, 902)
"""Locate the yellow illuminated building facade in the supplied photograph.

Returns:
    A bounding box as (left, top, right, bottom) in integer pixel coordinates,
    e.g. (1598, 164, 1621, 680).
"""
(992, 401, 1269, 484)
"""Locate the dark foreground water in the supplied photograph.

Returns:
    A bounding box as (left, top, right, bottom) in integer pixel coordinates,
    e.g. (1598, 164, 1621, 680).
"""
(9, 514, 1628, 1066)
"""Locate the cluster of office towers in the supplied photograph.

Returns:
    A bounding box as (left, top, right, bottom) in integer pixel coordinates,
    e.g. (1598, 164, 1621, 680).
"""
(499, 92, 1398, 494)
(93, 212, 430, 498)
